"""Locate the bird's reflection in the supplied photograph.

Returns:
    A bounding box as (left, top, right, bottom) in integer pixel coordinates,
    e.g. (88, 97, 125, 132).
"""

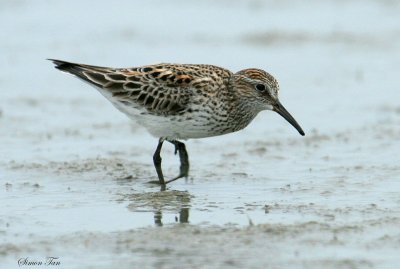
(154, 210, 163, 226)
(121, 188, 192, 227)
(178, 207, 189, 223)
(155, 207, 189, 226)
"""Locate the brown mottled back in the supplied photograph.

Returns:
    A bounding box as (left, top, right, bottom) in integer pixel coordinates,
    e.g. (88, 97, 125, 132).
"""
(51, 60, 232, 116)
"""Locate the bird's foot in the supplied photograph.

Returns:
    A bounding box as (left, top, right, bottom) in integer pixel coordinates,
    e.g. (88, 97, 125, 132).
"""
(165, 172, 188, 184)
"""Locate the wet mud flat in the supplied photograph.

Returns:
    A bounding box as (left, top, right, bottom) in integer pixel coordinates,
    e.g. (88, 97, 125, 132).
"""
(2, 220, 399, 269)
(2, 0, 400, 268)
(1, 114, 400, 269)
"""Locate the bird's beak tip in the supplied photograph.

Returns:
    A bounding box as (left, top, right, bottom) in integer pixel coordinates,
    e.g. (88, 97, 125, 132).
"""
(273, 101, 305, 137)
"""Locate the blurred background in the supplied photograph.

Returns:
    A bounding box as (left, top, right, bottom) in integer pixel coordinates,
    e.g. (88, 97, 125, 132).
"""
(1, 0, 399, 152)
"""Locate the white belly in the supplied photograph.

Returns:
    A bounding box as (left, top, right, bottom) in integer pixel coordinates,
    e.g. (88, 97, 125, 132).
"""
(100, 91, 222, 140)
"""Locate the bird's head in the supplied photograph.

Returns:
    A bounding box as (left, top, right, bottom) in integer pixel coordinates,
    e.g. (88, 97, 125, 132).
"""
(234, 68, 305, 136)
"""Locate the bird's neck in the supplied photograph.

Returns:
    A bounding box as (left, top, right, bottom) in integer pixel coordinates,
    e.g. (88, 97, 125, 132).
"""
(225, 97, 261, 132)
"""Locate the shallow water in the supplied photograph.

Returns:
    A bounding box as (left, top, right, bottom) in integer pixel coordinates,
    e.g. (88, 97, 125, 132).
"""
(1, 0, 400, 268)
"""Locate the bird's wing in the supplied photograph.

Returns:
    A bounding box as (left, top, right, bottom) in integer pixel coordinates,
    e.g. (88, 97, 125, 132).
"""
(50, 59, 232, 116)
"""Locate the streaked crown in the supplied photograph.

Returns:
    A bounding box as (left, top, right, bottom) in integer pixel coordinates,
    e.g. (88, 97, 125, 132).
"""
(233, 68, 280, 111)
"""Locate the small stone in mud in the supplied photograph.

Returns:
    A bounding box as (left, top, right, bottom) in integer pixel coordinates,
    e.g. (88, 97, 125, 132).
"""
(264, 205, 270, 214)
(231, 172, 248, 178)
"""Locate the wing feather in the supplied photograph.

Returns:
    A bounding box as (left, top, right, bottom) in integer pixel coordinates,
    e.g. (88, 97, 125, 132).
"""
(49, 59, 232, 115)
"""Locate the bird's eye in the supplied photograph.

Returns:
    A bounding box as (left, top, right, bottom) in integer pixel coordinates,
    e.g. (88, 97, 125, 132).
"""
(255, 84, 266, 92)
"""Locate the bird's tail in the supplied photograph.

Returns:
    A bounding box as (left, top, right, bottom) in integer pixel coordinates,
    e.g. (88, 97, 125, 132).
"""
(48, 59, 116, 87)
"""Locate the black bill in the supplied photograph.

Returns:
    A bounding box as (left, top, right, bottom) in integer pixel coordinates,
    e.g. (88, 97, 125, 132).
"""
(273, 101, 305, 136)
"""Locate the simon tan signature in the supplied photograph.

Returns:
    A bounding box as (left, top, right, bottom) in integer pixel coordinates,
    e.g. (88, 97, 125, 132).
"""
(18, 257, 60, 267)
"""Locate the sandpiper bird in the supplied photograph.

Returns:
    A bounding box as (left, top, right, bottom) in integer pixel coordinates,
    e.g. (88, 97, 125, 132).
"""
(50, 59, 305, 186)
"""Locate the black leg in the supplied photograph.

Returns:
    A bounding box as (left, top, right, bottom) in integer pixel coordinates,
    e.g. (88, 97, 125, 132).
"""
(153, 138, 165, 185)
(166, 140, 190, 184)
(150, 138, 190, 188)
